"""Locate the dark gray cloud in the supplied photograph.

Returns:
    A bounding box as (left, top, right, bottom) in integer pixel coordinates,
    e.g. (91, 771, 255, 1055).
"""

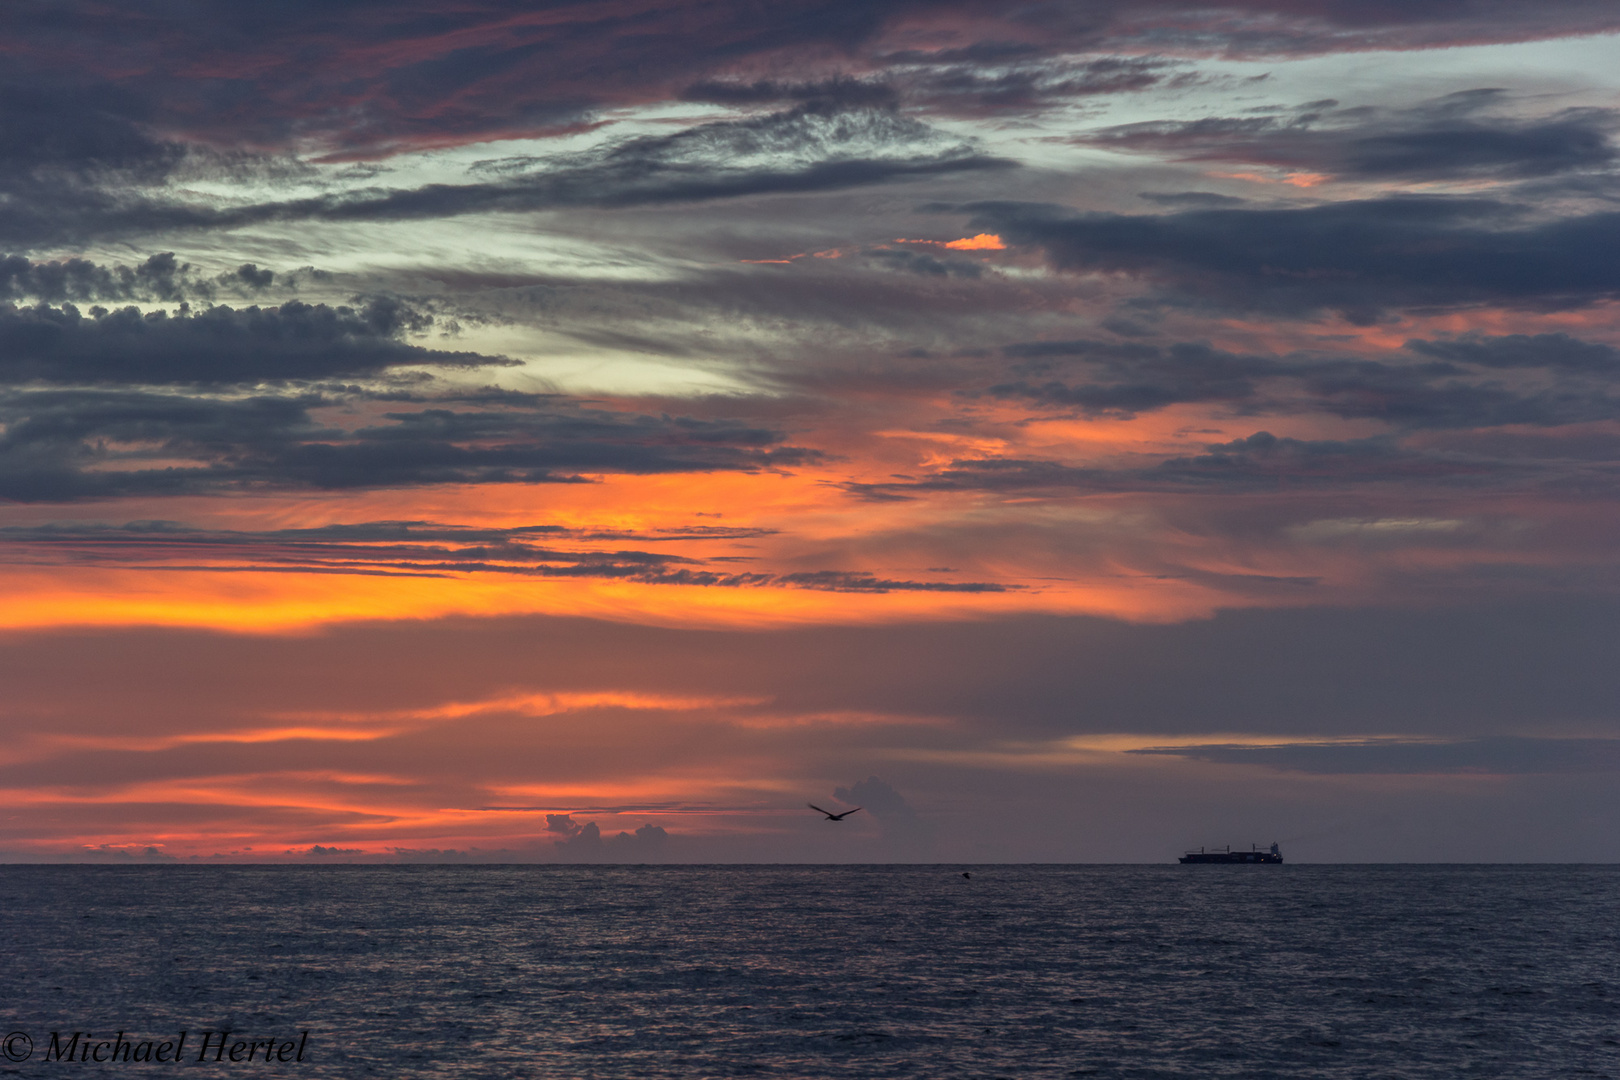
(992, 340, 1276, 416)
(0, 2, 917, 157)
(0, 390, 818, 501)
(892, 56, 1178, 115)
(864, 247, 985, 279)
(0, 252, 279, 305)
(775, 571, 1012, 593)
(212, 520, 780, 545)
(984, 1, 1620, 58)
(985, 331, 1620, 434)
(1154, 431, 1476, 487)
(1404, 332, 1620, 372)
(545, 813, 583, 835)
(1129, 737, 1620, 774)
(831, 775, 934, 853)
(846, 418, 1614, 498)
(681, 77, 901, 110)
(0, 75, 305, 249)
(967, 198, 1620, 317)
(265, 107, 1013, 228)
(1088, 91, 1618, 182)
(0, 107, 1013, 249)
(4, 3, 1616, 162)
(688, 45, 1177, 118)
(1137, 192, 1249, 208)
(0, 78, 182, 180)
(0, 297, 485, 386)
(833, 775, 910, 815)
(1294, 356, 1620, 428)
(6, 845, 178, 864)
(551, 821, 671, 861)
(0, 519, 1009, 594)
(0, 518, 716, 580)
(851, 433, 1447, 496)
(0, 390, 320, 501)
(6, 4, 1613, 248)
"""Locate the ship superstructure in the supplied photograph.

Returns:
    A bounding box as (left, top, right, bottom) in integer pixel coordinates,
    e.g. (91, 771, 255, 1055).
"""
(1178, 843, 1283, 864)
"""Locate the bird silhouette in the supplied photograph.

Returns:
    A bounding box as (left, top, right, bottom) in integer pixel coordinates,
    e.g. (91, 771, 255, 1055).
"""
(808, 803, 862, 821)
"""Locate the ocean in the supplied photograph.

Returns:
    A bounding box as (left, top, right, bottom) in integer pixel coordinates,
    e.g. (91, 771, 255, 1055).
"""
(1, 865, 1615, 1077)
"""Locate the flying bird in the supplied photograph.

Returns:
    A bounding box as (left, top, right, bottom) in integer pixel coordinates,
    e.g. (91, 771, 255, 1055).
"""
(808, 803, 862, 821)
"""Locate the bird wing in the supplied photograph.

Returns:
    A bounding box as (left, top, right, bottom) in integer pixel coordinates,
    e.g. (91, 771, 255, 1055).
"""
(807, 803, 834, 817)
(836, 807, 863, 819)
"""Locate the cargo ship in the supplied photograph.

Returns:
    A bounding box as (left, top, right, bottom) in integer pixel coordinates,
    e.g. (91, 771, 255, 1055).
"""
(1179, 842, 1283, 864)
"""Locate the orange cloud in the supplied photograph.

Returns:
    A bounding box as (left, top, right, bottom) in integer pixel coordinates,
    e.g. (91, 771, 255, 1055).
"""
(1209, 171, 1330, 187)
(894, 234, 1007, 250)
(943, 233, 1006, 250)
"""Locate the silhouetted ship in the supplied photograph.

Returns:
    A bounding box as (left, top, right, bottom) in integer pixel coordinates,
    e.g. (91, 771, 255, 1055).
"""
(1179, 843, 1283, 864)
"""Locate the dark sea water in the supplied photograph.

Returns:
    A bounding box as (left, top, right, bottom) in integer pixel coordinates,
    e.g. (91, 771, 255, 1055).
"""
(1, 865, 1616, 1078)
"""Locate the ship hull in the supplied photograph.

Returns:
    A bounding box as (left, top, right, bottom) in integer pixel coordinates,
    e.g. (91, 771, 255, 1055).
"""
(1178, 851, 1283, 864)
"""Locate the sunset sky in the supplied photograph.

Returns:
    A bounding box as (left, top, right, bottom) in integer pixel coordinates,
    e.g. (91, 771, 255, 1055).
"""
(3, 1, 1619, 862)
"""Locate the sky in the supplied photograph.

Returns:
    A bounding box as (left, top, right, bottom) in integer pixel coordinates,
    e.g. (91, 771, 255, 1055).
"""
(2, 0, 1619, 863)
